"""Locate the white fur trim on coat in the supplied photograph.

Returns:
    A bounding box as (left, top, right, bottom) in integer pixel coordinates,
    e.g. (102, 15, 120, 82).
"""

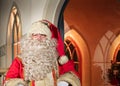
(57, 72, 81, 86)
(58, 55, 69, 65)
(4, 78, 26, 86)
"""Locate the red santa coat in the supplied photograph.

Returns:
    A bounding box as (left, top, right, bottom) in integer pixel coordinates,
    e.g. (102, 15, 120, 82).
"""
(4, 57, 80, 86)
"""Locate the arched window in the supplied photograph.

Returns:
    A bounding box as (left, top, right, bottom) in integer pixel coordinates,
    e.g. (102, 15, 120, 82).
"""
(12, 6, 21, 58)
(7, 5, 22, 66)
(64, 28, 83, 83)
(64, 38, 80, 72)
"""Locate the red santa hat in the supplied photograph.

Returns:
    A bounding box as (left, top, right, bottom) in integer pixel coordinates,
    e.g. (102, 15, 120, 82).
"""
(28, 20, 68, 65)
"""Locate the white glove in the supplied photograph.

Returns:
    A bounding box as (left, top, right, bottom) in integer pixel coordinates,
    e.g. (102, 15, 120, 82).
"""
(58, 81, 69, 86)
(17, 83, 25, 86)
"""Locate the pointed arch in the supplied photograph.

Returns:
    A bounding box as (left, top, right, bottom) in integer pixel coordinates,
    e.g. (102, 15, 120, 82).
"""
(65, 28, 90, 86)
(6, 4, 22, 67)
(93, 30, 120, 85)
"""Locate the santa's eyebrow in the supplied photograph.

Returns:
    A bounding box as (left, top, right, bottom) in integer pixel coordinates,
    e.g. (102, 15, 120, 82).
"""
(40, 34, 46, 36)
(32, 33, 46, 36)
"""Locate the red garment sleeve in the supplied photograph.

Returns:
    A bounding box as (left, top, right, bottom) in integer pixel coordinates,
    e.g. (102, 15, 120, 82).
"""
(5, 57, 23, 80)
(59, 60, 80, 78)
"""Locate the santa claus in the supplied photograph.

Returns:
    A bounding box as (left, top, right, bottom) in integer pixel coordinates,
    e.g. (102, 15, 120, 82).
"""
(3, 20, 80, 86)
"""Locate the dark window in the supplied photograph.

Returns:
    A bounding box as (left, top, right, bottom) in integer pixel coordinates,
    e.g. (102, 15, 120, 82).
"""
(116, 50, 120, 62)
(64, 39, 79, 71)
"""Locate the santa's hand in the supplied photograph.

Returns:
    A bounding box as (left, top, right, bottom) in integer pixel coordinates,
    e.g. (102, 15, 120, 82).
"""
(58, 81, 69, 86)
(16, 83, 25, 86)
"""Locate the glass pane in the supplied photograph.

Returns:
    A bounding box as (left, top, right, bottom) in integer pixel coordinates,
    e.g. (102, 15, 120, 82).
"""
(66, 40, 70, 44)
(14, 24, 17, 43)
(73, 50, 78, 61)
(65, 49, 71, 60)
(69, 43, 74, 53)
(74, 64, 79, 71)
(116, 50, 120, 62)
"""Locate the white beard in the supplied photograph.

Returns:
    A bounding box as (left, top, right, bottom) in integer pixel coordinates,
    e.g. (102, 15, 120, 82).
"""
(19, 35, 59, 81)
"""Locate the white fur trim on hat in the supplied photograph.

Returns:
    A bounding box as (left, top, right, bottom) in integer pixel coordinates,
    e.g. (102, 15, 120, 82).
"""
(59, 55, 69, 65)
(28, 21, 52, 39)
